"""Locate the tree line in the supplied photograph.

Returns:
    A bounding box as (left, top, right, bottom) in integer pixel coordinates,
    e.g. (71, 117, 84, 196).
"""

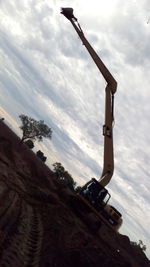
(19, 114, 81, 192)
(131, 239, 147, 252)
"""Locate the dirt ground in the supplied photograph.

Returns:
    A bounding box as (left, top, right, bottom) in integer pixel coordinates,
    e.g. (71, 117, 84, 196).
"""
(0, 121, 149, 267)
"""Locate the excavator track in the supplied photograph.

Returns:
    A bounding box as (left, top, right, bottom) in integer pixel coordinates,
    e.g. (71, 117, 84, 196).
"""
(0, 190, 43, 267)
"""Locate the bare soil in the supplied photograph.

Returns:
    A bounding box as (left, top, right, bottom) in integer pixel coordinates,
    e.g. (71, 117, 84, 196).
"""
(0, 120, 149, 267)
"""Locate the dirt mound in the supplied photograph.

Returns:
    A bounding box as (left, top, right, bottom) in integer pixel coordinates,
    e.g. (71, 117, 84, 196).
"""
(0, 121, 149, 267)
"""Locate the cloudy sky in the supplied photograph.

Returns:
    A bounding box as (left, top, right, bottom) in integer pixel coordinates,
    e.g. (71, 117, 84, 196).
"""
(0, 0, 150, 258)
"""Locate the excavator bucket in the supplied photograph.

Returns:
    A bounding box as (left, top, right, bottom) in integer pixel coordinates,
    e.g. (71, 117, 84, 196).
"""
(60, 7, 77, 21)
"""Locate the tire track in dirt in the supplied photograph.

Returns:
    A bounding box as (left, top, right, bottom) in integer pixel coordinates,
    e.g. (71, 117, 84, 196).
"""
(0, 192, 43, 267)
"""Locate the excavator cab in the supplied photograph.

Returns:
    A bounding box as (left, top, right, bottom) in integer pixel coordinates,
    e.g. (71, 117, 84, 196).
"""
(80, 178, 110, 212)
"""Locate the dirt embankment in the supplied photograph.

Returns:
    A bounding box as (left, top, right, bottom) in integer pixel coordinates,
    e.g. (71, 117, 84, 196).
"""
(0, 121, 149, 267)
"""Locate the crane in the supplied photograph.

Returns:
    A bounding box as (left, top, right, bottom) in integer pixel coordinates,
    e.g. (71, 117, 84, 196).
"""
(61, 8, 122, 231)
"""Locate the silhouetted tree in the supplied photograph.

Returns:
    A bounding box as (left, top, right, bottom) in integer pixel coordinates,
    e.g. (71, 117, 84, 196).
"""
(64, 171, 76, 191)
(52, 162, 76, 191)
(52, 162, 65, 180)
(19, 114, 52, 143)
(137, 240, 147, 252)
(75, 185, 82, 193)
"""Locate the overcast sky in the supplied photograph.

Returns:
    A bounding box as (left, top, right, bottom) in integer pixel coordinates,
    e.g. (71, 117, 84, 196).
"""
(0, 0, 150, 258)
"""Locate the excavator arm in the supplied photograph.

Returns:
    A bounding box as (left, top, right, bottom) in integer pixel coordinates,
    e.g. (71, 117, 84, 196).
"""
(61, 8, 117, 187)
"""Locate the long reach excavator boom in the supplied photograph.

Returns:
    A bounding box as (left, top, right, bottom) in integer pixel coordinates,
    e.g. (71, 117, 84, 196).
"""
(61, 8, 117, 187)
(61, 8, 122, 231)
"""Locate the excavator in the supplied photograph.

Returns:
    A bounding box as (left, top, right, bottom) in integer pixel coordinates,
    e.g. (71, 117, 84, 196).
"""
(61, 8, 122, 231)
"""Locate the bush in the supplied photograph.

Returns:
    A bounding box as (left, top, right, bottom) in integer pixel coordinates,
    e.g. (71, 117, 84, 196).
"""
(24, 139, 34, 149)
